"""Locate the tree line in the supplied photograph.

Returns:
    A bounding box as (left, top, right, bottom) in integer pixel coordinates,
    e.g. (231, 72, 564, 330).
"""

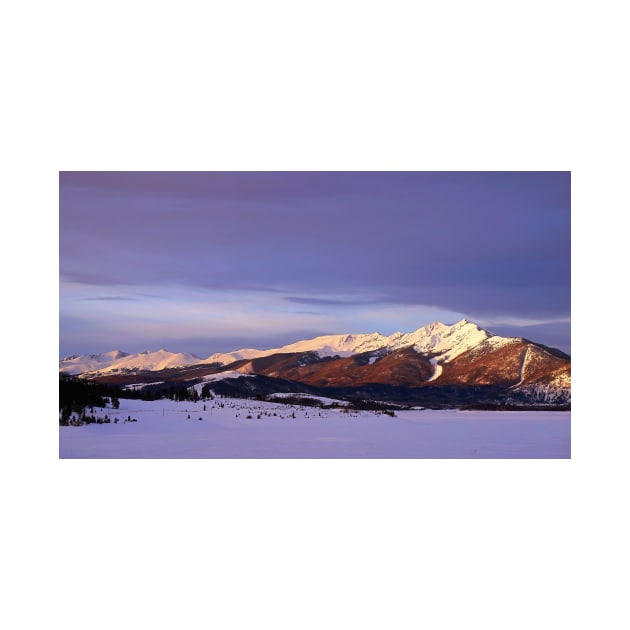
(59, 375, 123, 423)
(59, 375, 215, 425)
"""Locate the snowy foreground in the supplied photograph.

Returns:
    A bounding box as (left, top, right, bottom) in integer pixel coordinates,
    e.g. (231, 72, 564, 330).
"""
(59, 397, 570, 459)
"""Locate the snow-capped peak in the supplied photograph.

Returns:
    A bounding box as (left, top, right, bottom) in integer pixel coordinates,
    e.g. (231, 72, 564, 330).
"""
(390, 319, 490, 362)
(60, 320, 499, 376)
(201, 331, 391, 365)
(60, 349, 202, 375)
(59, 350, 131, 375)
(94, 349, 202, 374)
(201, 320, 493, 367)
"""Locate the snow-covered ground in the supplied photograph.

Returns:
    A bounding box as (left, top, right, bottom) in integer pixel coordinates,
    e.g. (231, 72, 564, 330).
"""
(266, 392, 350, 406)
(122, 381, 165, 391)
(59, 397, 570, 459)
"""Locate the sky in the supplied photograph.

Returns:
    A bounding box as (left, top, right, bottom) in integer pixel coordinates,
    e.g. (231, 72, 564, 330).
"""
(59, 171, 571, 358)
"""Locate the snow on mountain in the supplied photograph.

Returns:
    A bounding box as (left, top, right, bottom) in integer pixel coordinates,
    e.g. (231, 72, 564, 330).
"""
(98, 349, 202, 373)
(427, 358, 443, 382)
(509, 381, 571, 405)
(186, 371, 257, 396)
(60, 320, 519, 376)
(201, 332, 390, 365)
(388, 319, 491, 362)
(202, 348, 276, 365)
(59, 350, 129, 375)
(267, 392, 351, 406)
(200, 370, 257, 382)
(202, 319, 493, 366)
(69, 349, 202, 375)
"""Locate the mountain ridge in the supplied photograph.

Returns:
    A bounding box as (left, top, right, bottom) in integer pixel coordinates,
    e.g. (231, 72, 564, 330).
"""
(59, 320, 570, 407)
(63, 319, 509, 376)
(60, 349, 201, 375)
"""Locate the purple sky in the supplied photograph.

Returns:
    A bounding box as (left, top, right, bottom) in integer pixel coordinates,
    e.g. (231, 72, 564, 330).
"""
(59, 172, 571, 357)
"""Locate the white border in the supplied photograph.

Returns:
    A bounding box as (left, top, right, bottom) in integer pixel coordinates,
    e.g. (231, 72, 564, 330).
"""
(5, 1, 627, 628)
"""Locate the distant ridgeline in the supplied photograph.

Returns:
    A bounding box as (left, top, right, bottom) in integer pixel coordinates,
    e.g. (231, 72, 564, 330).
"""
(60, 320, 571, 411)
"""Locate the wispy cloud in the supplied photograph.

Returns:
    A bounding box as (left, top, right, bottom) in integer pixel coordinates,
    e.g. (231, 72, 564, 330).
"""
(473, 315, 571, 327)
(82, 296, 140, 301)
(285, 296, 382, 306)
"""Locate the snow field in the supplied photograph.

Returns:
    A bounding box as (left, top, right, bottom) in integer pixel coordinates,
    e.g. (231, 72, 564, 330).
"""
(266, 392, 350, 406)
(59, 396, 571, 459)
(427, 358, 443, 382)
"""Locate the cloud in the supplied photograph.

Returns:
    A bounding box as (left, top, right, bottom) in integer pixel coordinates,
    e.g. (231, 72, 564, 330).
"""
(82, 296, 140, 301)
(285, 296, 383, 306)
(59, 172, 570, 355)
(289, 311, 323, 316)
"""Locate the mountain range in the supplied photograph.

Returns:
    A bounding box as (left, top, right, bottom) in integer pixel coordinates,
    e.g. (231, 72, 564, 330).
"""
(59, 320, 571, 408)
